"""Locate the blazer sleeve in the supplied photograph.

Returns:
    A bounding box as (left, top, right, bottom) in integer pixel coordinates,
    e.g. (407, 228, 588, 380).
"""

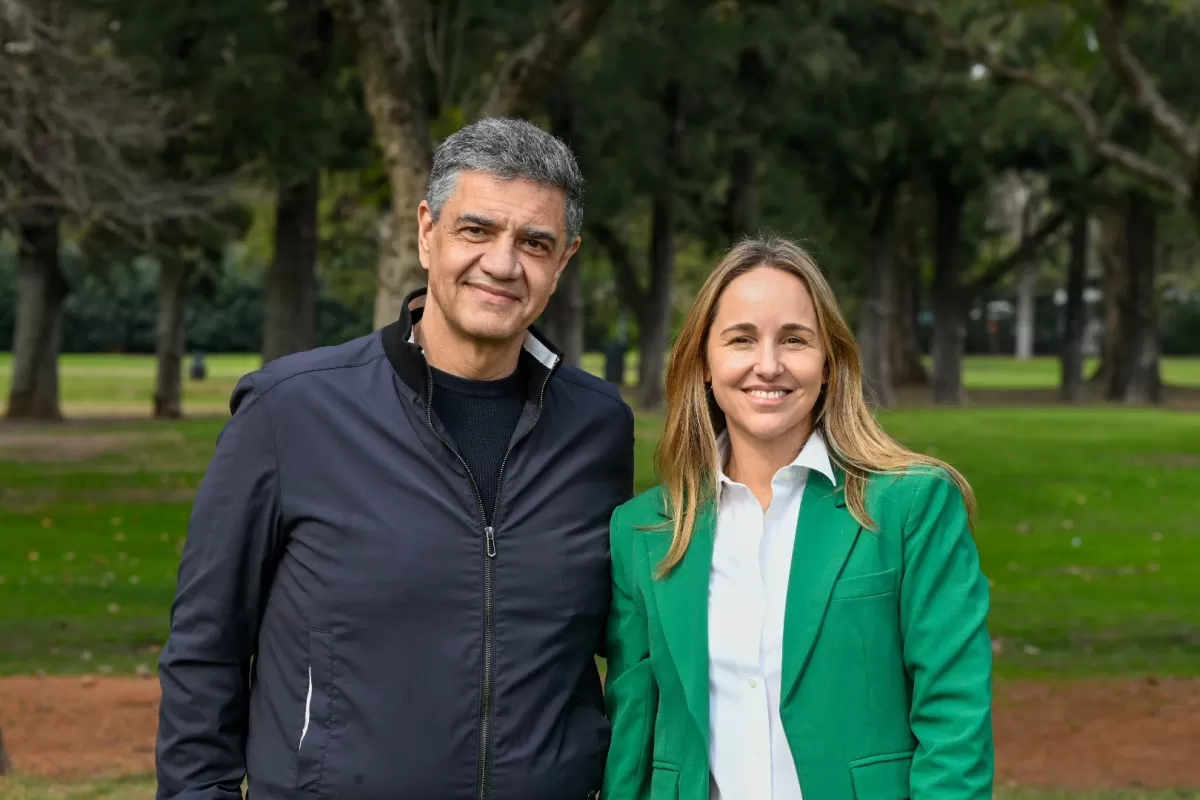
(898, 471, 994, 800)
(602, 504, 658, 800)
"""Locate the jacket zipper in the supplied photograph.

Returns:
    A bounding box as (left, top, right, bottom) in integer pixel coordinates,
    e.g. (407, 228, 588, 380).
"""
(421, 354, 557, 800)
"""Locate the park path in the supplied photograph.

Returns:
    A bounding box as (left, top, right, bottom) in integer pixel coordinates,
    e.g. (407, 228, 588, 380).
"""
(1, 675, 1199, 788)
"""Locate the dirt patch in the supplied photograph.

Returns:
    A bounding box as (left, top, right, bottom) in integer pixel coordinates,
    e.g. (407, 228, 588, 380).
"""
(0, 431, 186, 463)
(993, 677, 1200, 790)
(0, 676, 1198, 787)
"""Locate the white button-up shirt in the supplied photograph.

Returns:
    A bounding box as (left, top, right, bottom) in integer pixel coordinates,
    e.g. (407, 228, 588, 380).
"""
(708, 429, 836, 800)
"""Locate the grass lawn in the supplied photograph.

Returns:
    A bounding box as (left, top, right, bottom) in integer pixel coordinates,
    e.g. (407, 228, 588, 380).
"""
(1, 774, 1197, 800)
(2, 401, 1199, 677)
(2, 353, 1199, 417)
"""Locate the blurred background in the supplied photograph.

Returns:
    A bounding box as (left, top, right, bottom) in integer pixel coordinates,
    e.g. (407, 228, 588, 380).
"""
(1, 0, 1199, 798)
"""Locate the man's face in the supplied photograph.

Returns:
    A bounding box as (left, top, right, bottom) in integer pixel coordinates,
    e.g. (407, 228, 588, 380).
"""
(417, 170, 579, 346)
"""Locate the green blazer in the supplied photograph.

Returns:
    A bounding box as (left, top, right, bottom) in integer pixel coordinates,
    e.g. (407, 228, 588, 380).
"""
(602, 466, 993, 800)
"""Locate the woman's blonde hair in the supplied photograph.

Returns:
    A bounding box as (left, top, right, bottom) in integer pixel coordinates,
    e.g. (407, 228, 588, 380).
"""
(653, 234, 976, 577)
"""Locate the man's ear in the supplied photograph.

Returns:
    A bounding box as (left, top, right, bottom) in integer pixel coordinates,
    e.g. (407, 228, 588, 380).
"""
(417, 200, 435, 272)
(551, 235, 582, 292)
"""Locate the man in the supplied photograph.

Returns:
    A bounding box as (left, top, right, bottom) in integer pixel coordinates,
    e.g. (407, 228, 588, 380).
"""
(156, 117, 635, 800)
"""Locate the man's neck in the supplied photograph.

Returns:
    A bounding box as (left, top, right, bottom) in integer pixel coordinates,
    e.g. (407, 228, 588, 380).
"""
(416, 307, 523, 381)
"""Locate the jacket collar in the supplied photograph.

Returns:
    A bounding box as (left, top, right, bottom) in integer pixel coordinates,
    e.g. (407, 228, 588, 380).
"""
(379, 287, 563, 405)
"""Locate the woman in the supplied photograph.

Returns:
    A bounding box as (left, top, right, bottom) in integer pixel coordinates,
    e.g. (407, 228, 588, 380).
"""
(603, 236, 993, 800)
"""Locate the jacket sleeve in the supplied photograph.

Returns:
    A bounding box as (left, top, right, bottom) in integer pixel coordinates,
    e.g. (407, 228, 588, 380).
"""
(595, 406, 636, 661)
(156, 376, 285, 800)
(601, 504, 657, 800)
(899, 471, 994, 800)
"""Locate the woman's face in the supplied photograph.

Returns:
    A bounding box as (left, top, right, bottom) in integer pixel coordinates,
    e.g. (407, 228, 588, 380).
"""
(705, 266, 827, 451)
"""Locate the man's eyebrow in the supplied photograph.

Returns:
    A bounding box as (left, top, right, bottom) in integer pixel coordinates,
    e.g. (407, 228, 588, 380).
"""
(455, 213, 496, 228)
(520, 227, 557, 246)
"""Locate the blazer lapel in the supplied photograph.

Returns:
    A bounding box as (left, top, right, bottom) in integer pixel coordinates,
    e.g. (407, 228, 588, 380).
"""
(647, 499, 715, 749)
(781, 473, 863, 707)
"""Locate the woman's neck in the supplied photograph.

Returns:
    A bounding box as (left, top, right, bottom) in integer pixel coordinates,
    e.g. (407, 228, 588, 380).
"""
(723, 421, 813, 511)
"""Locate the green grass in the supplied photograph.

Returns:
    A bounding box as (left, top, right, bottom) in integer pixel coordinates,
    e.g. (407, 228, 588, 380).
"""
(0, 353, 256, 416)
(2, 401, 1199, 677)
(0, 775, 1194, 800)
(2, 353, 1199, 418)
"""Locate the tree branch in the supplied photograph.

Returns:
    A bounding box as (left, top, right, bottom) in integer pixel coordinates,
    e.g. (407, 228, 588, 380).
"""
(477, 0, 613, 119)
(875, 0, 1191, 201)
(968, 208, 1067, 295)
(1094, 0, 1199, 165)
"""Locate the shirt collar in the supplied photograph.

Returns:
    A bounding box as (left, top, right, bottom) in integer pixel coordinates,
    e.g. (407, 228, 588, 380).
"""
(716, 427, 837, 488)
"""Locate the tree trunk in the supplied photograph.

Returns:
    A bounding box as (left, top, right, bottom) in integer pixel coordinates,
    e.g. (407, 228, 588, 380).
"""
(931, 176, 967, 404)
(890, 207, 928, 386)
(153, 258, 188, 419)
(1060, 210, 1089, 403)
(540, 80, 584, 367)
(1015, 263, 1037, 360)
(6, 218, 65, 421)
(263, 175, 320, 363)
(544, 264, 584, 367)
(636, 193, 675, 411)
(343, 1, 434, 330)
(1091, 207, 1120, 387)
(857, 182, 897, 408)
(0, 725, 11, 774)
(634, 81, 682, 411)
(332, 0, 614, 330)
(1106, 190, 1162, 403)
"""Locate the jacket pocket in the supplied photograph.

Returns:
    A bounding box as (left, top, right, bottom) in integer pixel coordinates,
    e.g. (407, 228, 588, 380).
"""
(849, 750, 913, 800)
(832, 568, 897, 600)
(650, 762, 680, 800)
(295, 628, 335, 794)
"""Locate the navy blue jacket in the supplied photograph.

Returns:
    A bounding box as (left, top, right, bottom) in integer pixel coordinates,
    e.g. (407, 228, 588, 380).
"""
(155, 290, 635, 800)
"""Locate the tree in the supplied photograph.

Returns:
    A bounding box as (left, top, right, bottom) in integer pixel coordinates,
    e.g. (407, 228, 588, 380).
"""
(0, 0, 199, 420)
(328, 0, 614, 330)
(877, 0, 1200, 226)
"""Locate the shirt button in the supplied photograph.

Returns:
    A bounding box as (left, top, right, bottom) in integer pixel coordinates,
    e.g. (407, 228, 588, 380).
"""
(749, 678, 758, 688)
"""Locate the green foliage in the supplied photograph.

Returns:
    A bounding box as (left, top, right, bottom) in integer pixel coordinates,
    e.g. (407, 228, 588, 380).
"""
(0, 248, 372, 355)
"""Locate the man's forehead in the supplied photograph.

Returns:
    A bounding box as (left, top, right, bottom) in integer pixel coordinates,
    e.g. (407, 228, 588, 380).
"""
(446, 172, 567, 233)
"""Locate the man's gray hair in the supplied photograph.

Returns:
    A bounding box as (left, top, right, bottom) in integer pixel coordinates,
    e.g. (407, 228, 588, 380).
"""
(425, 117, 585, 244)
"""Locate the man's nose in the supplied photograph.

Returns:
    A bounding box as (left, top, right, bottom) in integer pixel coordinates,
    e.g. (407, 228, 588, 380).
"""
(479, 237, 521, 279)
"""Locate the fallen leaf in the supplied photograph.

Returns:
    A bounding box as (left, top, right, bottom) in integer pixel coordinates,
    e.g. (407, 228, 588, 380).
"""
(41, 518, 53, 528)
(27, 551, 39, 561)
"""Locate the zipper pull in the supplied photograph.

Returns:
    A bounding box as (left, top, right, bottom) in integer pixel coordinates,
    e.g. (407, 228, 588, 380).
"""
(485, 526, 497, 558)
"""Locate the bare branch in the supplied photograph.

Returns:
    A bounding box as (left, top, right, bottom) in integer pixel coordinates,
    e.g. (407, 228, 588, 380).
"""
(1094, 0, 1199, 164)
(477, 0, 613, 119)
(875, 0, 1192, 201)
(0, 0, 220, 235)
